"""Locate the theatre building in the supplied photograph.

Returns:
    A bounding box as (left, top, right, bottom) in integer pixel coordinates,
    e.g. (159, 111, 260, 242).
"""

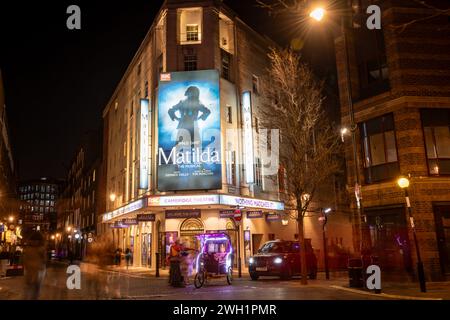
(100, 0, 353, 270)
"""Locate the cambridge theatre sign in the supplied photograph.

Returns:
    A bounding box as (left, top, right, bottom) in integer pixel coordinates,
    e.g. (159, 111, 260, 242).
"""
(103, 195, 284, 223)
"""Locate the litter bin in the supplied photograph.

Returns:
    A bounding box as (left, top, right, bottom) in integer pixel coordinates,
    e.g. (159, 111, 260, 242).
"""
(348, 258, 363, 288)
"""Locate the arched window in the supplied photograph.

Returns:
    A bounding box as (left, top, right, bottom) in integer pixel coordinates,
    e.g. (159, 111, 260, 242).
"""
(180, 218, 204, 236)
(180, 218, 204, 251)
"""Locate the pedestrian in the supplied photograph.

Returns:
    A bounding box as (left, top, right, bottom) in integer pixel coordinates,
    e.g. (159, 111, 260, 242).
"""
(22, 231, 47, 300)
(168, 240, 183, 287)
(67, 247, 74, 265)
(114, 248, 121, 266)
(180, 245, 195, 286)
(125, 248, 132, 269)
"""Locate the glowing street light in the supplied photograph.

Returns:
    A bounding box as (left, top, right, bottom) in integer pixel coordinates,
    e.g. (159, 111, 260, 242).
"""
(397, 177, 410, 189)
(67, 226, 72, 232)
(8, 216, 14, 222)
(309, 7, 325, 22)
(51, 235, 55, 240)
(109, 193, 116, 202)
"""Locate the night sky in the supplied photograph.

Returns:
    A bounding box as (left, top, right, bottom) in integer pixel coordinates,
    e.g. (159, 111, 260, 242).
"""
(0, 0, 336, 181)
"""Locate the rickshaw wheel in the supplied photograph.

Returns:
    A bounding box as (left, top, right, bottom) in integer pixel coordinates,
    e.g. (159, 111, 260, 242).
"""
(226, 267, 233, 285)
(194, 271, 205, 288)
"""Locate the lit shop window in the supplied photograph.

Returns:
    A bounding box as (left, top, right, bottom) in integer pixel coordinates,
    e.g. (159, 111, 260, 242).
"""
(421, 108, 450, 175)
(360, 113, 399, 183)
(179, 8, 202, 44)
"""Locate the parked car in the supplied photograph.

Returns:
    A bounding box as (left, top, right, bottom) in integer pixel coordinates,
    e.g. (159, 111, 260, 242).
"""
(248, 240, 318, 280)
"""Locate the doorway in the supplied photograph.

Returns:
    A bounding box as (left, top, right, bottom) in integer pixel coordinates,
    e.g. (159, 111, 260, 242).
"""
(365, 206, 412, 273)
(252, 234, 264, 255)
(179, 218, 204, 251)
(434, 205, 450, 275)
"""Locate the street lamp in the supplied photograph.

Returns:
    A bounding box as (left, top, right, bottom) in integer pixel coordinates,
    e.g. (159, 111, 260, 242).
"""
(309, 7, 325, 21)
(67, 226, 72, 232)
(8, 216, 14, 223)
(109, 193, 116, 202)
(319, 208, 331, 280)
(309, 5, 366, 255)
(397, 176, 426, 292)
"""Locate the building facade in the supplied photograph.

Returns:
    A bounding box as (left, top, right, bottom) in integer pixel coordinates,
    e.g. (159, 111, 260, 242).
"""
(18, 177, 61, 234)
(0, 69, 18, 247)
(100, 0, 353, 271)
(336, 0, 450, 280)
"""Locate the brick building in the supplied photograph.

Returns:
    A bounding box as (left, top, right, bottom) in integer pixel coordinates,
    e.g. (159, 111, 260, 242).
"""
(0, 69, 18, 246)
(336, 0, 450, 280)
(99, 0, 354, 271)
(57, 129, 103, 259)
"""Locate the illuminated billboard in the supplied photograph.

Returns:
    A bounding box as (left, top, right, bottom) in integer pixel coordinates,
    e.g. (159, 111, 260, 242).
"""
(242, 91, 254, 183)
(157, 70, 222, 191)
(140, 99, 149, 190)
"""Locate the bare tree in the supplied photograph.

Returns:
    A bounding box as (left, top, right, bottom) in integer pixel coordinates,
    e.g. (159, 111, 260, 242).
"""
(259, 48, 342, 284)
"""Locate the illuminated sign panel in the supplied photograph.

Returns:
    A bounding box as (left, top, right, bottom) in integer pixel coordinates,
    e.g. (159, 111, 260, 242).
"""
(146, 194, 284, 211)
(157, 70, 222, 191)
(220, 195, 284, 211)
(148, 194, 220, 207)
(102, 198, 145, 222)
(242, 91, 254, 184)
(140, 99, 149, 189)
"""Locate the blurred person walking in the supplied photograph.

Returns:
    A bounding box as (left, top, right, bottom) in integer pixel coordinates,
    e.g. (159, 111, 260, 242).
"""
(125, 248, 132, 269)
(22, 231, 47, 300)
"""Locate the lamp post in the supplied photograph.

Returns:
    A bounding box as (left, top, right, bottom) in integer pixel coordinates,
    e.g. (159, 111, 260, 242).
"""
(310, 4, 366, 255)
(397, 176, 426, 292)
(319, 208, 331, 280)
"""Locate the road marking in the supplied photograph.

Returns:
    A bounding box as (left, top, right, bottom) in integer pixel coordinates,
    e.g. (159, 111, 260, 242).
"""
(330, 285, 443, 300)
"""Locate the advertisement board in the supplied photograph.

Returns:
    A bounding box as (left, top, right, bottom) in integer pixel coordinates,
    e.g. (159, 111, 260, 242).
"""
(140, 99, 149, 190)
(157, 70, 221, 191)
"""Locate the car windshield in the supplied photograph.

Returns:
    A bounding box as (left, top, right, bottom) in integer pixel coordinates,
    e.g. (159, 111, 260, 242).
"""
(259, 242, 288, 253)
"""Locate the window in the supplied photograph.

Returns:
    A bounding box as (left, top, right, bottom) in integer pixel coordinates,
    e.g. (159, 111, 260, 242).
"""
(144, 80, 148, 98)
(226, 150, 236, 185)
(184, 55, 197, 71)
(137, 63, 141, 76)
(355, 28, 390, 100)
(221, 49, 231, 81)
(255, 157, 263, 187)
(93, 170, 96, 182)
(252, 75, 259, 94)
(421, 109, 450, 175)
(179, 8, 202, 44)
(254, 117, 259, 134)
(186, 24, 199, 41)
(360, 113, 399, 183)
(226, 106, 232, 124)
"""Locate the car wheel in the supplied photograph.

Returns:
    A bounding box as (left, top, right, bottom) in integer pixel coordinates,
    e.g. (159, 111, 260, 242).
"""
(250, 272, 259, 281)
(280, 266, 292, 280)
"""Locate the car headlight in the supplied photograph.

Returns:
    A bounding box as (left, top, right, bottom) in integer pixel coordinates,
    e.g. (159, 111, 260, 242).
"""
(249, 257, 254, 264)
(274, 257, 283, 264)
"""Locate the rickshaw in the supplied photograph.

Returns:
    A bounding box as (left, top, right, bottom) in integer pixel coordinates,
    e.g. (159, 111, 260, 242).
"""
(193, 233, 233, 288)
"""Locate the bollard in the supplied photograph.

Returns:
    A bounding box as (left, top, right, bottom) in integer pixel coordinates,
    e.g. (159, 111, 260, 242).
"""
(155, 252, 160, 277)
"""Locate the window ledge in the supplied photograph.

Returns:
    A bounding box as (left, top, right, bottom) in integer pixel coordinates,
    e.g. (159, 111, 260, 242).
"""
(180, 41, 201, 45)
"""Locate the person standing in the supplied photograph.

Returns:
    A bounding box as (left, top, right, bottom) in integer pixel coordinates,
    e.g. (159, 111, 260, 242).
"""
(125, 248, 132, 269)
(168, 240, 183, 287)
(22, 232, 47, 300)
